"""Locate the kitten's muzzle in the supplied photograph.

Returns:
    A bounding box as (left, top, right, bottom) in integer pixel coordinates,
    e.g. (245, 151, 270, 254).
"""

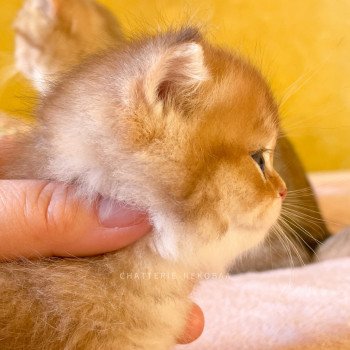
(279, 188, 288, 201)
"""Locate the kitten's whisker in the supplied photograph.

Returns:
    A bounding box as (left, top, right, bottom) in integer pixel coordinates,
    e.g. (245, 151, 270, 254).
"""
(282, 207, 327, 223)
(286, 192, 314, 196)
(282, 203, 325, 216)
(273, 220, 307, 268)
(277, 222, 306, 267)
(272, 224, 295, 269)
(286, 189, 313, 194)
(286, 193, 314, 197)
(281, 206, 334, 228)
(279, 216, 321, 263)
(280, 217, 312, 249)
(280, 211, 323, 245)
(283, 207, 348, 233)
(285, 194, 316, 200)
(278, 63, 323, 110)
(281, 210, 324, 234)
(286, 188, 313, 193)
(280, 215, 320, 250)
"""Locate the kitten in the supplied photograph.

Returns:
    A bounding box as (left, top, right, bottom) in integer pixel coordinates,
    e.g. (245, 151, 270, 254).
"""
(13, 0, 123, 92)
(12, 0, 330, 273)
(0, 27, 287, 349)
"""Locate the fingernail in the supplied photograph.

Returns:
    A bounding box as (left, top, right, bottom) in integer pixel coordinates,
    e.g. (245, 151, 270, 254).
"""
(177, 303, 205, 344)
(98, 197, 148, 228)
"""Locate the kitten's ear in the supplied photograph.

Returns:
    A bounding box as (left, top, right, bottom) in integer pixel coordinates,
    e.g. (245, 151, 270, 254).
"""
(34, 0, 61, 18)
(141, 42, 209, 107)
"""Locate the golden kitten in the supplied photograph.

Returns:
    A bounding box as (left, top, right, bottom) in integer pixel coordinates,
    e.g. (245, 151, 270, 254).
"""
(0, 27, 287, 349)
(13, 0, 123, 92)
(11, 0, 330, 274)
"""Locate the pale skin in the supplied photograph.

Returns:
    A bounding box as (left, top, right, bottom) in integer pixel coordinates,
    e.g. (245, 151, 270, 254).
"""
(0, 139, 204, 344)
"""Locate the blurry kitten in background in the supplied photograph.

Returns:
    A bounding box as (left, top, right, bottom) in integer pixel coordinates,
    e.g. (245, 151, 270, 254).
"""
(13, 0, 123, 92)
(12, 0, 330, 272)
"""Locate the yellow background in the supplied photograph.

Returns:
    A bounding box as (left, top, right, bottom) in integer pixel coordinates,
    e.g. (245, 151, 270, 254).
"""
(1, 0, 350, 171)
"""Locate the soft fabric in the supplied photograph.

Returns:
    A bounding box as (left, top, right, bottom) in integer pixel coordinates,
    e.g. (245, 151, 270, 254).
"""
(175, 256, 350, 350)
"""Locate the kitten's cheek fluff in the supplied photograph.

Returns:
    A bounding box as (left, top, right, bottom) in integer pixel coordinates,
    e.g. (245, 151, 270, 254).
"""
(164, 168, 286, 272)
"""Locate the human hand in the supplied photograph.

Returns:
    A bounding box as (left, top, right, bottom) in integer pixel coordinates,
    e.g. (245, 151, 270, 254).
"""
(0, 178, 204, 343)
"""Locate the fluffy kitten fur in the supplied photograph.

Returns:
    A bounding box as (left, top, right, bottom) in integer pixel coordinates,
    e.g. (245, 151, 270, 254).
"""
(13, 0, 123, 92)
(0, 28, 286, 349)
(12, 0, 330, 273)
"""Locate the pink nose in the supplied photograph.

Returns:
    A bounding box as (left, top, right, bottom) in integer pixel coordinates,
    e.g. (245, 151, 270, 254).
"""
(279, 188, 288, 201)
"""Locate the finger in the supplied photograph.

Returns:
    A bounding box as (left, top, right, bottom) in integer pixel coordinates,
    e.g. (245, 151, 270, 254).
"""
(0, 180, 152, 260)
(177, 303, 205, 344)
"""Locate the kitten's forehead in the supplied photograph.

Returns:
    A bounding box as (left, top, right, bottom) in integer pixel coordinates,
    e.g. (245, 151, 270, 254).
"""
(196, 49, 279, 150)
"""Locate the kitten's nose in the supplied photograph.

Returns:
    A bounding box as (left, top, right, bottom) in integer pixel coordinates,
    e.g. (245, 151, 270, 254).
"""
(279, 188, 288, 201)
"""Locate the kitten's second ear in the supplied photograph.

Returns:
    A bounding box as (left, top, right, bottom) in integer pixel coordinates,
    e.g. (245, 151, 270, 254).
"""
(141, 42, 209, 107)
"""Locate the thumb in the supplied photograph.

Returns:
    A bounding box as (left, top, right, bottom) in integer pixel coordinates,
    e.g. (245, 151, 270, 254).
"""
(0, 180, 152, 260)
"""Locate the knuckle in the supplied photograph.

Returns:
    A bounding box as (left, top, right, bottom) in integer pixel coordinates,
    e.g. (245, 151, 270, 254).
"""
(36, 182, 79, 238)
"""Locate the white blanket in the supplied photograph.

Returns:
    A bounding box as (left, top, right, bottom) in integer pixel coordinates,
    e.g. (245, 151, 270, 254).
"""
(175, 256, 350, 350)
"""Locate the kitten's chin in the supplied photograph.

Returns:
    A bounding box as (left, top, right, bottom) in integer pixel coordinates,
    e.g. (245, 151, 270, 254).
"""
(148, 203, 282, 273)
(149, 225, 272, 275)
(255, 198, 283, 231)
(233, 200, 282, 236)
(190, 226, 271, 273)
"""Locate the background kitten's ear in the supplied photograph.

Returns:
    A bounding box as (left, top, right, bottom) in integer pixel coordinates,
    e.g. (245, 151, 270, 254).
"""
(142, 42, 209, 107)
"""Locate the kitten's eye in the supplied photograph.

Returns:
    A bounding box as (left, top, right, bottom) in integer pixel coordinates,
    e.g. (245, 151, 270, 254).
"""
(251, 151, 265, 173)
